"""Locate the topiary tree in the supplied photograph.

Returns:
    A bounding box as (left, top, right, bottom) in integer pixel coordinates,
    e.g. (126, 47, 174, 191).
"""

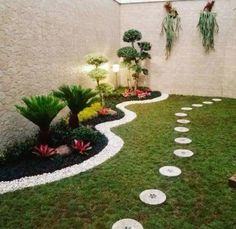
(197, 0, 219, 52)
(16, 95, 66, 144)
(85, 54, 108, 87)
(161, 2, 181, 59)
(117, 29, 152, 90)
(85, 54, 109, 104)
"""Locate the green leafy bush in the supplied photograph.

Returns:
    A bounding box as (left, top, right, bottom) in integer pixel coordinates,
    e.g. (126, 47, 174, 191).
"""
(70, 126, 99, 144)
(15, 95, 65, 144)
(53, 85, 99, 128)
(96, 83, 114, 105)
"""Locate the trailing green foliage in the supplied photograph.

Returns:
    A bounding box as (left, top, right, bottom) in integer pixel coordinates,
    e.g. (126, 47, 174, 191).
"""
(161, 2, 181, 59)
(16, 95, 65, 143)
(197, 11, 219, 52)
(53, 85, 99, 128)
(117, 29, 151, 89)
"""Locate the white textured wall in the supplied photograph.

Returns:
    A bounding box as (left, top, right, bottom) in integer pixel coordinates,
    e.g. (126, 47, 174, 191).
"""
(120, 0, 236, 97)
(0, 0, 120, 149)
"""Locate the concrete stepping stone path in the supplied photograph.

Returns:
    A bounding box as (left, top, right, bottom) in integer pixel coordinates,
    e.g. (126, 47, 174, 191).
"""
(212, 98, 222, 102)
(175, 137, 192, 144)
(203, 101, 213, 105)
(181, 107, 193, 111)
(174, 127, 189, 133)
(177, 119, 191, 124)
(159, 166, 182, 177)
(139, 189, 166, 205)
(192, 104, 203, 107)
(112, 219, 143, 229)
(175, 113, 188, 117)
(174, 149, 194, 158)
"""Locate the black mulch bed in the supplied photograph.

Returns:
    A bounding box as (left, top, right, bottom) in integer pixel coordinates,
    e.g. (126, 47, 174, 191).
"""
(0, 91, 161, 182)
(0, 134, 108, 182)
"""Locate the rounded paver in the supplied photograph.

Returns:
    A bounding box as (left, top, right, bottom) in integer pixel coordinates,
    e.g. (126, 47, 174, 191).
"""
(174, 127, 189, 133)
(203, 101, 213, 105)
(175, 137, 192, 144)
(177, 119, 191, 124)
(112, 219, 143, 229)
(139, 189, 166, 205)
(181, 107, 193, 111)
(212, 98, 222, 102)
(174, 149, 194, 158)
(175, 113, 187, 117)
(159, 166, 182, 177)
(192, 104, 203, 107)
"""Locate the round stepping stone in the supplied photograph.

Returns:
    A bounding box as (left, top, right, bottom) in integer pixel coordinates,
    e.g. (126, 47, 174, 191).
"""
(112, 219, 143, 229)
(159, 166, 182, 177)
(174, 127, 189, 133)
(177, 119, 191, 124)
(212, 98, 222, 102)
(139, 189, 166, 205)
(175, 137, 192, 144)
(174, 149, 194, 158)
(192, 104, 203, 107)
(175, 113, 187, 117)
(181, 107, 193, 111)
(203, 101, 213, 105)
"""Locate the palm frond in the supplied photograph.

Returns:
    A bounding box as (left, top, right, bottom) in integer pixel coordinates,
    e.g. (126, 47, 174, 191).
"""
(53, 85, 99, 114)
(16, 95, 65, 130)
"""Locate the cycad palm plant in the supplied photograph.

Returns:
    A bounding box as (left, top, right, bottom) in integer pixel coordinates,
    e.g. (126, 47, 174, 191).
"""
(53, 85, 99, 128)
(16, 95, 65, 144)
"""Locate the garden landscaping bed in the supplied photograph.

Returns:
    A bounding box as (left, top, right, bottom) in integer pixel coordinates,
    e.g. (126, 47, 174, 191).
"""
(0, 90, 161, 182)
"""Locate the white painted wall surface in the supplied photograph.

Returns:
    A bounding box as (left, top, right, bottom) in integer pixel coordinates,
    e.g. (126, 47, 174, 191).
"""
(120, 0, 236, 97)
(0, 0, 120, 149)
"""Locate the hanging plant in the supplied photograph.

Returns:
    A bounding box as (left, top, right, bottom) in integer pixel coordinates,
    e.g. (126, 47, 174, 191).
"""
(197, 0, 219, 52)
(161, 2, 181, 59)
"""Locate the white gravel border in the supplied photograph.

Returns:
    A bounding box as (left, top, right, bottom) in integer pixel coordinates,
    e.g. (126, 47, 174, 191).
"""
(0, 93, 169, 194)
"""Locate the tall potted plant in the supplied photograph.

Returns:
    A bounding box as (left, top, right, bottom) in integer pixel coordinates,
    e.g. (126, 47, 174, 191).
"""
(117, 29, 152, 90)
(161, 2, 181, 59)
(197, 0, 219, 52)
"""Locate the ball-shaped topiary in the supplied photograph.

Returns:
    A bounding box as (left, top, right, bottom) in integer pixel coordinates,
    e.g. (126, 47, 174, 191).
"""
(85, 54, 108, 67)
(123, 29, 142, 43)
(117, 47, 139, 60)
(88, 68, 108, 84)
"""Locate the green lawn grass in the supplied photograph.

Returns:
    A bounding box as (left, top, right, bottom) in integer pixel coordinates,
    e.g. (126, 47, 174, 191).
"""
(0, 95, 235, 229)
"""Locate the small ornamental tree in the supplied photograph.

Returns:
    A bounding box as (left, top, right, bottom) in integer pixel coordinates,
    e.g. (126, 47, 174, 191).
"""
(117, 29, 152, 90)
(85, 54, 110, 104)
(161, 2, 181, 59)
(86, 54, 108, 87)
(197, 0, 219, 52)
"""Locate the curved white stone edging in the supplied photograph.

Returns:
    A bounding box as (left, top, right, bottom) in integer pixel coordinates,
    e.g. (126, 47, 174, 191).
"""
(0, 94, 169, 194)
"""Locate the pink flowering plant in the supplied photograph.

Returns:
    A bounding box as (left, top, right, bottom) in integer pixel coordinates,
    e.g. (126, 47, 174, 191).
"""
(72, 139, 92, 155)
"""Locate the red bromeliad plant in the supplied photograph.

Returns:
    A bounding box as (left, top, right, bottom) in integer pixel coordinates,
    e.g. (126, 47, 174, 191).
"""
(33, 145, 56, 157)
(122, 88, 151, 99)
(98, 107, 117, 116)
(72, 139, 92, 154)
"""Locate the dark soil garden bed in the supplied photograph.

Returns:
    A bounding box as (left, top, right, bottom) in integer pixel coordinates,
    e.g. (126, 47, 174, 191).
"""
(0, 91, 161, 182)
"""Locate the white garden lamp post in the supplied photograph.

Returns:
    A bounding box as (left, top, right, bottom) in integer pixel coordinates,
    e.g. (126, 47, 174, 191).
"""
(112, 64, 120, 88)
